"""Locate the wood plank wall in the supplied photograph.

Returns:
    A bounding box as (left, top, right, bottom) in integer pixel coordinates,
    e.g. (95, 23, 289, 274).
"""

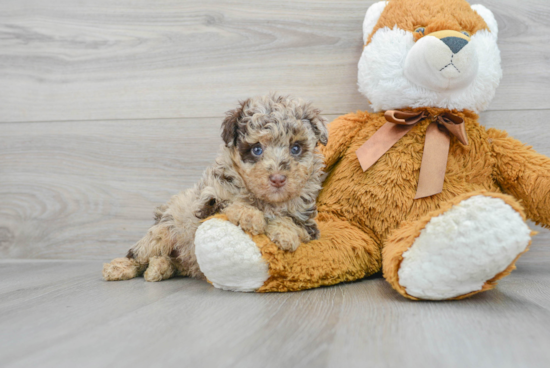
(1, 0, 549, 259)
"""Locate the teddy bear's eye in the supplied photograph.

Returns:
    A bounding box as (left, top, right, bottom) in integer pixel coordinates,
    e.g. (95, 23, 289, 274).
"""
(415, 27, 425, 35)
(461, 31, 470, 37)
(251, 145, 263, 156)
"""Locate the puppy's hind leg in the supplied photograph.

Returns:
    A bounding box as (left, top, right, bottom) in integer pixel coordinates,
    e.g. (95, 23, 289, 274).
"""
(102, 252, 147, 281)
(144, 255, 178, 282)
(103, 223, 176, 281)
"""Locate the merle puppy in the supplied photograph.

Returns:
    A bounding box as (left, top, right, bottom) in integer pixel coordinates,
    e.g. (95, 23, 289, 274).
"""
(103, 94, 328, 282)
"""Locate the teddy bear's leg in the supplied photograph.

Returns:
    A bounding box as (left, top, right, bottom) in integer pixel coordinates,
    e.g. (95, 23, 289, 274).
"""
(194, 213, 381, 292)
(383, 191, 533, 300)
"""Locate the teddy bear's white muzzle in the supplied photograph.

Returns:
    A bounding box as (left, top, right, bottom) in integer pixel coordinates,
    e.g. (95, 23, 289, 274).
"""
(404, 33, 479, 93)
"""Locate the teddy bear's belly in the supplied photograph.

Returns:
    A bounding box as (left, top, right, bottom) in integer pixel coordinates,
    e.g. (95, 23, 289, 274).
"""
(317, 135, 499, 242)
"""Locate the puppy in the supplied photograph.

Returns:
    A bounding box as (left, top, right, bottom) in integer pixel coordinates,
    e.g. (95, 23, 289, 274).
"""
(103, 94, 328, 282)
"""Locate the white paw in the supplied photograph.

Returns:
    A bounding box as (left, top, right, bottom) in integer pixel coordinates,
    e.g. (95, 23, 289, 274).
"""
(194, 218, 269, 292)
(398, 195, 531, 300)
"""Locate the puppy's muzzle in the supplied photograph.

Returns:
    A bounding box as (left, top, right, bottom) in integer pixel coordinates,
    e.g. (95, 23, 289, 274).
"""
(269, 174, 287, 188)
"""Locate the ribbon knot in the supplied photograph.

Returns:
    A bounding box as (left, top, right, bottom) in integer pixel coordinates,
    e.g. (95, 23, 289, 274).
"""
(356, 110, 469, 199)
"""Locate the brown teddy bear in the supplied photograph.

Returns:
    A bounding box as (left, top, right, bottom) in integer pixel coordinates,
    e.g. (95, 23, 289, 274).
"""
(193, 0, 550, 300)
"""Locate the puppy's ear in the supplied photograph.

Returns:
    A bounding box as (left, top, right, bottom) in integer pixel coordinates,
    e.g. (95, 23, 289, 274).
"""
(221, 99, 248, 147)
(304, 106, 329, 146)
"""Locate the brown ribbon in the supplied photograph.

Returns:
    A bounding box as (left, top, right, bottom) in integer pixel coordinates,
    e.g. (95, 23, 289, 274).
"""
(355, 110, 468, 199)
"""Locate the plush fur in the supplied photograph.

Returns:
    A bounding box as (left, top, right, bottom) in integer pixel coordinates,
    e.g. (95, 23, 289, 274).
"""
(397, 195, 531, 300)
(195, 217, 269, 292)
(365, 0, 490, 45)
(103, 94, 327, 282)
(193, 0, 550, 300)
(358, 0, 501, 112)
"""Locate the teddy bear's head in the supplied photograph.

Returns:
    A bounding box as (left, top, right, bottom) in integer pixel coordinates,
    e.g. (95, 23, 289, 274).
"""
(358, 0, 501, 113)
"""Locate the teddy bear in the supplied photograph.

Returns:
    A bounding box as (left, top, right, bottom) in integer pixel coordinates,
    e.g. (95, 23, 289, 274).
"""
(192, 0, 550, 300)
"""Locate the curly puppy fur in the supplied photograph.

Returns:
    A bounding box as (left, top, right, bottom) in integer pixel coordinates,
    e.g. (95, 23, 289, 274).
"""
(103, 94, 328, 282)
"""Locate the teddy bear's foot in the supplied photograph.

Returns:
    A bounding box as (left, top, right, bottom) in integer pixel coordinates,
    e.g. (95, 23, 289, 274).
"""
(102, 257, 146, 281)
(195, 213, 382, 292)
(385, 193, 532, 300)
(143, 256, 177, 282)
(194, 217, 269, 292)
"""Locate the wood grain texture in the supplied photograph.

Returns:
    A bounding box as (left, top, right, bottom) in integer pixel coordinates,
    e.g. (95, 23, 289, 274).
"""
(0, 111, 548, 260)
(1, 1, 549, 366)
(0, 258, 549, 368)
(0, 117, 223, 259)
(0, 0, 549, 123)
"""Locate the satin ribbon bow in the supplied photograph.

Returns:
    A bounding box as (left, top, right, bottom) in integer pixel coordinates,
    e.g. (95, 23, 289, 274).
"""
(355, 110, 469, 199)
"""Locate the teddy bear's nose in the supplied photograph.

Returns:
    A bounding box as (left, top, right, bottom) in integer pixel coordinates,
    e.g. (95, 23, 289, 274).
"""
(269, 174, 287, 188)
(441, 37, 468, 54)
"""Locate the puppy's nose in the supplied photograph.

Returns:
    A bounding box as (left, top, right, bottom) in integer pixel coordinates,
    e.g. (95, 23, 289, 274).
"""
(269, 174, 287, 188)
(440, 37, 468, 54)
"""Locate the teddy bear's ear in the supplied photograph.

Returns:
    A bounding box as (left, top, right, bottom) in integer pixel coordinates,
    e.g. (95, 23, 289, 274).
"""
(221, 99, 248, 147)
(363, 1, 388, 44)
(471, 4, 499, 40)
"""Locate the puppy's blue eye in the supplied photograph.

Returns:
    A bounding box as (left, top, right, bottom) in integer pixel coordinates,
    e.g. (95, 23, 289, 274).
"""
(461, 31, 470, 37)
(415, 27, 425, 35)
(290, 144, 302, 155)
(251, 146, 263, 156)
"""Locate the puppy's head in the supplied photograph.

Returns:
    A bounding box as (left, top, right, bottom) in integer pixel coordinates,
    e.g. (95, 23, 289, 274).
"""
(221, 94, 327, 204)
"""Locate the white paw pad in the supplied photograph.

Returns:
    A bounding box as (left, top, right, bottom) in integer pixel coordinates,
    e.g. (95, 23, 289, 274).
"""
(398, 195, 531, 300)
(195, 218, 269, 292)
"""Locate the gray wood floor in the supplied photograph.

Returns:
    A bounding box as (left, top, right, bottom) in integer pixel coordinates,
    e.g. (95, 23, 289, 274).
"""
(1, 254, 550, 368)
(1, 0, 550, 367)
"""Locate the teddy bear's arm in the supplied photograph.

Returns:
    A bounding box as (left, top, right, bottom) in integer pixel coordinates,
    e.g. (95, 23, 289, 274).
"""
(320, 112, 367, 172)
(488, 128, 550, 229)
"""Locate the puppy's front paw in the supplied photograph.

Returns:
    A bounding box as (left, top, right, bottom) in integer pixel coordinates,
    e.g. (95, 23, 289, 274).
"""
(267, 228, 302, 252)
(239, 210, 266, 235)
(225, 204, 266, 235)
